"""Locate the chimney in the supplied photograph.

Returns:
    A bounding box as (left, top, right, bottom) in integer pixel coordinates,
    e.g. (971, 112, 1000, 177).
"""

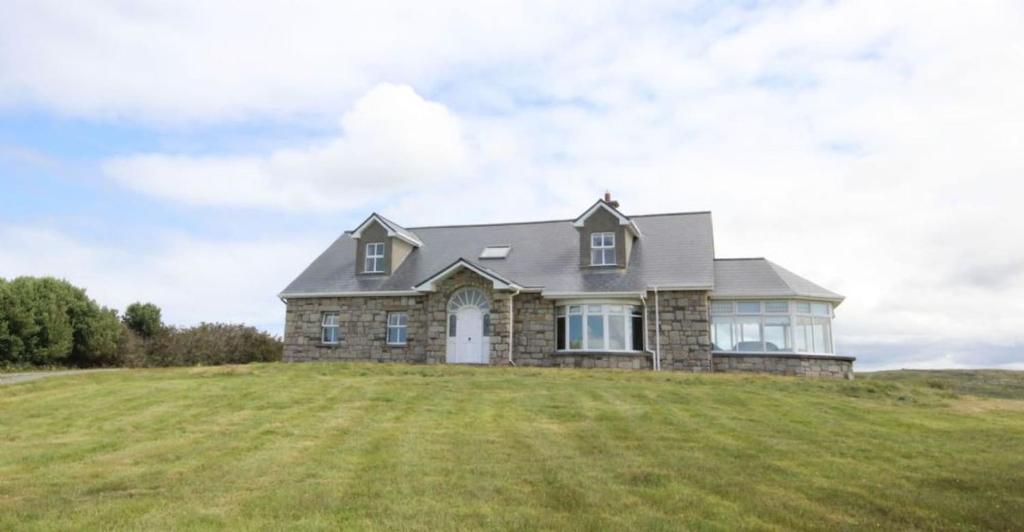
(603, 191, 620, 209)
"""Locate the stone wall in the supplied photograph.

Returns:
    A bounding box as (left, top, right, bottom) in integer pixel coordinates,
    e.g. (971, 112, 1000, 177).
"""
(284, 285, 865, 377)
(647, 290, 712, 371)
(283, 295, 428, 363)
(712, 353, 855, 379)
(510, 292, 557, 366)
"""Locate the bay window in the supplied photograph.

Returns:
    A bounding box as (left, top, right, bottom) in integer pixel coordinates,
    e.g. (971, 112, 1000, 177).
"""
(711, 300, 835, 354)
(556, 303, 642, 352)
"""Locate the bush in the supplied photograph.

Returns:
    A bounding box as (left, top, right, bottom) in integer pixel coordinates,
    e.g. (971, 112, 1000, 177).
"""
(0, 277, 122, 367)
(123, 302, 163, 338)
(128, 323, 282, 368)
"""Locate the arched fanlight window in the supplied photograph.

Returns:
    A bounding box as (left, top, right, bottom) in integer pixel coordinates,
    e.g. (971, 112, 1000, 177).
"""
(447, 287, 490, 313)
(447, 288, 491, 337)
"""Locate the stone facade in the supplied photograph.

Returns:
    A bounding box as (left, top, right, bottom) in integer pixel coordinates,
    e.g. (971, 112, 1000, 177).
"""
(283, 295, 428, 363)
(712, 353, 855, 379)
(647, 290, 713, 371)
(283, 279, 852, 379)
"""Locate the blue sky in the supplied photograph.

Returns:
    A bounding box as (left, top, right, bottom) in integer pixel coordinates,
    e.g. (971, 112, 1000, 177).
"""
(1, 1, 1022, 370)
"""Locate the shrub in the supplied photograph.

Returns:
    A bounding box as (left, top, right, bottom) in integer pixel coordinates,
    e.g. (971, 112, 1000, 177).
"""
(131, 323, 282, 368)
(122, 302, 164, 339)
(0, 277, 121, 367)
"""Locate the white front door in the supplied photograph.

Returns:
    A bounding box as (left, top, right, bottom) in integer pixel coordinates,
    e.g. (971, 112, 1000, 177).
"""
(454, 307, 486, 364)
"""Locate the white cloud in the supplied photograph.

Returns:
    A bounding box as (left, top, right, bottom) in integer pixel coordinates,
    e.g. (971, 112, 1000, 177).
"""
(104, 83, 468, 209)
(0, 225, 322, 333)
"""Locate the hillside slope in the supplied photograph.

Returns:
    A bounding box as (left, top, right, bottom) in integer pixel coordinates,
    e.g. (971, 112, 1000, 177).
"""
(1, 364, 1022, 530)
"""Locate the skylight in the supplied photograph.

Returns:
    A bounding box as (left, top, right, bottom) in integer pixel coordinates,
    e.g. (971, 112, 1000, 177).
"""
(479, 246, 511, 259)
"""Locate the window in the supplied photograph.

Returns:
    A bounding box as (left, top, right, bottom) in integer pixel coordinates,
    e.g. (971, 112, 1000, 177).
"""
(631, 307, 644, 351)
(387, 312, 407, 345)
(557, 303, 641, 352)
(736, 301, 761, 314)
(710, 299, 835, 354)
(590, 232, 616, 266)
(479, 245, 511, 259)
(448, 314, 457, 337)
(364, 242, 385, 273)
(321, 312, 340, 344)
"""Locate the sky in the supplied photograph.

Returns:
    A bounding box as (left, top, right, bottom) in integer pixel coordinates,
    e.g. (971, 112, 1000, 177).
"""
(1, 0, 1022, 371)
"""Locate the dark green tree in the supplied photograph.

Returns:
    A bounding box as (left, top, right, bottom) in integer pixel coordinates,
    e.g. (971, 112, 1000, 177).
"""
(122, 302, 163, 339)
(0, 277, 122, 366)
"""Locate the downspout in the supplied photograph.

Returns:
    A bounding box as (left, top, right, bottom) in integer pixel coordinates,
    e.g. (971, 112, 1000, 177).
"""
(641, 293, 656, 371)
(508, 288, 519, 366)
(654, 287, 662, 371)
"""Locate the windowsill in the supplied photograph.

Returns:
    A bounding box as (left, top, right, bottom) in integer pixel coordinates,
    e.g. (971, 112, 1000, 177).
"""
(554, 350, 648, 357)
(318, 342, 342, 347)
(712, 351, 855, 361)
(357, 272, 388, 276)
(387, 343, 408, 347)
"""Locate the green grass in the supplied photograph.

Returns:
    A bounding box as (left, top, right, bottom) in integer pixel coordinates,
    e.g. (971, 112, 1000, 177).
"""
(2, 364, 1023, 531)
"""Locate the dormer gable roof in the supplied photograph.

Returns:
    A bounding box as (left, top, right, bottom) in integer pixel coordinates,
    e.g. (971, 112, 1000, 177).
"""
(351, 213, 423, 247)
(572, 200, 643, 238)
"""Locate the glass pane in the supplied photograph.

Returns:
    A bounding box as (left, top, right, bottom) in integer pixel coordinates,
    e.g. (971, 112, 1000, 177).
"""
(608, 314, 625, 350)
(711, 319, 734, 351)
(483, 314, 491, 336)
(448, 314, 456, 337)
(631, 314, 644, 351)
(736, 301, 761, 314)
(568, 305, 581, 314)
(794, 316, 813, 352)
(322, 327, 338, 343)
(710, 302, 732, 314)
(397, 328, 407, 344)
(591, 233, 602, 246)
(603, 233, 614, 246)
(607, 305, 623, 314)
(796, 302, 811, 314)
(603, 249, 615, 264)
(557, 316, 566, 350)
(812, 318, 830, 353)
(764, 316, 791, 351)
(765, 301, 789, 313)
(569, 314, 583, 349)
(591, 249, 604, 265)
(398, 314, 407, 325)
(736, 317, 762, 351)
(587, 314, 605, 350)
(812, 303, 830, 316)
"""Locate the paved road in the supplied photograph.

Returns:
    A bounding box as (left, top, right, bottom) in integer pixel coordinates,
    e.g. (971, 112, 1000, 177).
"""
(0, 368, 121, 386)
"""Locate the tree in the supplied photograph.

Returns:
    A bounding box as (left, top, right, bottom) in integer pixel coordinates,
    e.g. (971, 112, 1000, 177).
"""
(122, 302, 163, 339)
(0, 277, 123, 366)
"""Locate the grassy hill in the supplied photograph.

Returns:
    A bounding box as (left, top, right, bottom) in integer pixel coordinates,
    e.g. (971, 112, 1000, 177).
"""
(1, 364, 1022, 530)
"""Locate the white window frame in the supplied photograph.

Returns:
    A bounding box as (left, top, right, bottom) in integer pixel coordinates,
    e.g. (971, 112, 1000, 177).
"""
(709, 299, 835, 355)
(386, 312, 407, 345)
(590, 232, 616, 266)
(364, 242, 385, 273)
(321, 312, 340, 344)
(556, 303, 639, 352)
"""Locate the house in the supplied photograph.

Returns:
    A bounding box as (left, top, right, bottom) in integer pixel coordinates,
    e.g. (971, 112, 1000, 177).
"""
(279, 195, 854, 378)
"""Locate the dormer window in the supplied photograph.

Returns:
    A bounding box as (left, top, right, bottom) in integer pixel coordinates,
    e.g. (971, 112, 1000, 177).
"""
(590, 232, 616, 266)
(364, 242, 385, 273)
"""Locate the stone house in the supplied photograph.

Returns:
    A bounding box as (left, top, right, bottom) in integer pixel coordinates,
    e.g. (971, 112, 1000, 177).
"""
(280, 196, 854, 378)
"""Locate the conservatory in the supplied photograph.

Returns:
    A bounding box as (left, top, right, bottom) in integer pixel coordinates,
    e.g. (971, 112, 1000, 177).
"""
(709, 299, 836, 355)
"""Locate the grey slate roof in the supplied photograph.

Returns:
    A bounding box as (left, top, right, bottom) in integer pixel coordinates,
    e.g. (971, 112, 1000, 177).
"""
(281, 211, 716, 296)
(711, 258, 844, 302)
(281, 210, 843, 303)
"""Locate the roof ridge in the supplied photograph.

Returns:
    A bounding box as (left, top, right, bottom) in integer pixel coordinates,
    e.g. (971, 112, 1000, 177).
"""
(715, 257, 767, 261)
(406, 210, 711, 231)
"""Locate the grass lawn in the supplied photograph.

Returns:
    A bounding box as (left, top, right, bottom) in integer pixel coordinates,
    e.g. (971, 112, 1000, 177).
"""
(2, 364, 1023, 530)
